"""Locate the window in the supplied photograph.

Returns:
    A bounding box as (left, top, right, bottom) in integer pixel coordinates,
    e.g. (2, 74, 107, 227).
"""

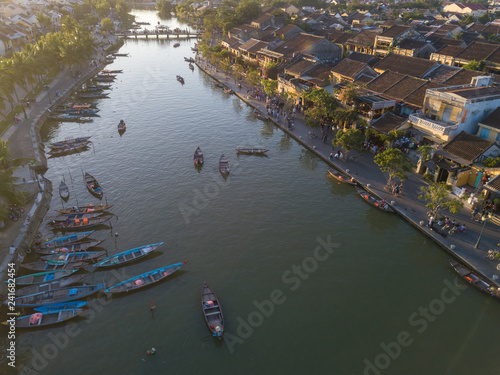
(479, 128, 490, 139)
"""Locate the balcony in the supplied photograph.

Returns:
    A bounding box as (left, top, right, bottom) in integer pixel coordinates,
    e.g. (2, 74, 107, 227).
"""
(409, 113, 459, 137)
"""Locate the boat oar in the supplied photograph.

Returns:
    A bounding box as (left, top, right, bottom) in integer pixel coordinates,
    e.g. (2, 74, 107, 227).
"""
(200, 335, 214, 342)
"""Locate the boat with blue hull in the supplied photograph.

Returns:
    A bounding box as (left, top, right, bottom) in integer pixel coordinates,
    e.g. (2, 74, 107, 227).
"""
(104, 261, 187, 293)
(9, 270, 80, 286)
(41, 251, 106, 262)
(16, 275, 86, 297)
(34, 301, 88, 313)
(93, 242, 163, 268)
(7, 308, 86, 328)
(38, 231, 94, 250)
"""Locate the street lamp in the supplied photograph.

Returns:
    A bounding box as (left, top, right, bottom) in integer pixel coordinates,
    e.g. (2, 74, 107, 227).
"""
(474, 212, 492, 249)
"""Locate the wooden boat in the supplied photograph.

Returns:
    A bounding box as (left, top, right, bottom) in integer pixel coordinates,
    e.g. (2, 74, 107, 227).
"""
(219, 154, 229, 175)
(48, 115, 93, 123)
(118, 120, 126, 132)
(189, 63, 194, 70)
(10, 270, 80, 286)
(49, 216, 111, 230)
(49, 139, 91, 150)
(13, 283, 106, 308)
(101, 69, 123, 73)
(356, 187, 394, 213)
(40, 251, 106, 262)
(194, 146, 204, 166)
(20, 260, 88, 272)
(93, 242, 163, 269)
(84, 84, 111, 90)
(254, 111, 268, 121)
(49, 136, 92, 148)
(84, 172, 103, 197)
(328, 170, 357, 186)
(201, 282, 224, 339)
(104, 261, 188, 293)
(56, 204, 112, 215)
(38, 231, 94, 250)
(236, 147, 269, 155)
(449, 259, 500, 298)
(35, 301, 87, 313)
(16, 275, 85, 297)
(213, 81, 224, 88)
(9, 308, 85, 328)
(173, 43, 180, 47)
(59, 181, 69, 199)
(48, 142, 90, 157)
(184, 57, 195, 63)
(35, 240, 104, 255)
(112, 53, 129, 57)
(49, 212, 103, 222)
(56, 108, 100, 116)
(95, 73, 117, 79)
(176, 75, 184, 84)
(191, 46, 198, 52)
(223, 87, 234, 94)
(76, 92, 109, 98)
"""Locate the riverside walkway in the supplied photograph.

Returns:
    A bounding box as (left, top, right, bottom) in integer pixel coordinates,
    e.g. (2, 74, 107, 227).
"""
(195, 56, 500, 288)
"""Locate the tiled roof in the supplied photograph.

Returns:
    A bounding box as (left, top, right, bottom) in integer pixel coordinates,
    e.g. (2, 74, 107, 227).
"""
(346, 30, 377, 47)
(373, 54, 437, 77)
(485, 174, 500, 194)
(271, 33, 325, 58)
(397, 39, 429, 50)
(275, 24, 302, 36)
(354, 73, 377, 85)
(434, 45, 464, 57)
(370, 113, 407, 134)
(454, 41, 499, 61)
(466, 23, 487, 33)
(442, 131, 494, 163)
(366, 70, 406, 93)
(440, 85, 500, 99)
(424, 64, 461, 83)
(444, 69, 487, 85)
(348, 51, 377, 64)
(481, 24, 500, 36)
(479, 107, 500, 131)
(327, 30, 353, 44)
(285, 58, 317, 75)
(383, 76, 428, 100)
(253, 13, 274, 26)
(239, 39, 268, 54)
(485, 47, 500, 64)
(403, 82, 444, 107)
(379, 25, 411, 38)
(463, 3, 487, 10)
(331, 58, 367, 79)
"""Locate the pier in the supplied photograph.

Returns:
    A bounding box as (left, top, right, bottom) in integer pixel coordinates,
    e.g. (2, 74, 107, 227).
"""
(115, 31, 202, 39)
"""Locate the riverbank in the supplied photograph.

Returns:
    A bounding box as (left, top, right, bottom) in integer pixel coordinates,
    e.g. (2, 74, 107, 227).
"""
(194, 56, 500, 289)
(0, 38, 119, 292)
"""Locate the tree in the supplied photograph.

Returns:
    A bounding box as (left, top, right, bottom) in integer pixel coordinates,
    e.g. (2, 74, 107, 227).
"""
(378, 129, 404, 148)
(374, 148, 413, 188)
(101, 18, 114, 33)
(332, 128, 364, 155)
(463, 59, 484, 71)
(36, 12, 52, 30)
(419, 182, 464, 217)
(246, 70, 261, 86)
(337, 83, 359, 105)
(261, 79, 277, 97)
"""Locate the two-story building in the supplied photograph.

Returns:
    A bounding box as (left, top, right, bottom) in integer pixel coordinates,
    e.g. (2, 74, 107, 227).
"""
(373, 25, 425, 57)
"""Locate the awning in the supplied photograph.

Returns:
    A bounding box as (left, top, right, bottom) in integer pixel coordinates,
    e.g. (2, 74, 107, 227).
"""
(435, 158, 461, 172)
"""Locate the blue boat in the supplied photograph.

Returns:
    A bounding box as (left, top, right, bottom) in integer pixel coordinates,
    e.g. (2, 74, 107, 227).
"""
(8, 270, 80, 285)
(12, 284, 106, 308)
(7, 308, 86, 328)
(34, 301, 88, 313)
(93, 242, 163, 269)
(38, 231, 94, 250)
(104, 261, 187, 293)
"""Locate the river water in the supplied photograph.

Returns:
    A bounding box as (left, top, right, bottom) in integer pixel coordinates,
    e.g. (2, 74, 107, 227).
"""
(1, 10, 498, 375)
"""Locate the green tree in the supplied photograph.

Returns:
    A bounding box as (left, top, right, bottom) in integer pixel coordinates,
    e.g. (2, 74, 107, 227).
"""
(419, 182, 464, 217)
(332, 128, 364, 155)
(337, 83, 359, 105)
(463, 60, 484, 71)
(101, 17, 114, 33)
(246, 70, 261, 86)
(36, 12, 52, 30)
(374, 148, 413, 188)
(261, 79, 277, 97)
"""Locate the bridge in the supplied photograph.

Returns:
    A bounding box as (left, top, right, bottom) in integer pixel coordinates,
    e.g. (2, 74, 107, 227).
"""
(115, 31, 202, 40)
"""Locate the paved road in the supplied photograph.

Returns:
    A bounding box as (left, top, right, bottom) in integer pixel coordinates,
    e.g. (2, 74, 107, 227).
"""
(196, 56, 500, 286)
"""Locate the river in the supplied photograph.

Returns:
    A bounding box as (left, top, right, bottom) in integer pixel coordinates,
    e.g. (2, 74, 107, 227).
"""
(1, 10, 499, 375)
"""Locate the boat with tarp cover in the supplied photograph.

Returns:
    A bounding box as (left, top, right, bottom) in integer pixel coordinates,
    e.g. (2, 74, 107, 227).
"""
(6, 308, 86, 328)
(38, 231, 94, 250)
(12, 283, 106, 307)
(201, 282, 224, 339)
(16, 275, 86, 297)
(9, 270, 80, 286)
(93, 242, 163, 268)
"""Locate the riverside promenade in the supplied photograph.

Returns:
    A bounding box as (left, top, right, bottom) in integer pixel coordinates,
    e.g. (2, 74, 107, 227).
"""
(195, 57, 500, 288)
(0, 39, 116, 287)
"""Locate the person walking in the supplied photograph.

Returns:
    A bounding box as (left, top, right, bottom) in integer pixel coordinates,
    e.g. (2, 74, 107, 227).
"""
(398, 183, 403, 197)
(428, 216, 435, 229)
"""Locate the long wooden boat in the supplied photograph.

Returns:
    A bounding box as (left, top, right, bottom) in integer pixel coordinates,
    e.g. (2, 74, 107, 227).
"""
(49, 212, 102, 222)
(176, 75, 184, 84)
(49, 216, 111, 230)
(35, 240, 104, 255)
(9, 308, 85, 328)
(48, 142, 90, 157)
(235, 147, 269, 155)
(16, 275, 85, 297)
(101, 69, 123, 73)
(356, 187, 394, 213)
(84, 172, 103, 197)
(328, 170, 357, 186)
(104, 261, 188, 293)
(201, 282, 224, 339)
(223, 87, 234, 94)
(254, 112, 268, 121)
(213, 81, 224, 88)
(184, 57, 195, 62)
(59, 181, 69, 199)
(48, 115, 93, 123)
(93, 242, 163, 269)
(20, 260, 88, 272)
(49, 140, 91, 150)
(35, 301, 87, 313)
(219, 154, 229, 175)
(56, 204, 112, 215)
(449, 259, 500, 298)
(189, 63, 194, 70)
(40, 251, 106, 262)
(49, 136, 92, 148)
(194, 146, 204, 166)
(13, 283, 106, 308)
(173, 43, 180, 47)
(10, 270, 80, 286)
(77, 87, 104, 94)
(76, 92, 109, 99)
(95, 73, 117, 79)
(38, 231, 95, 250)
